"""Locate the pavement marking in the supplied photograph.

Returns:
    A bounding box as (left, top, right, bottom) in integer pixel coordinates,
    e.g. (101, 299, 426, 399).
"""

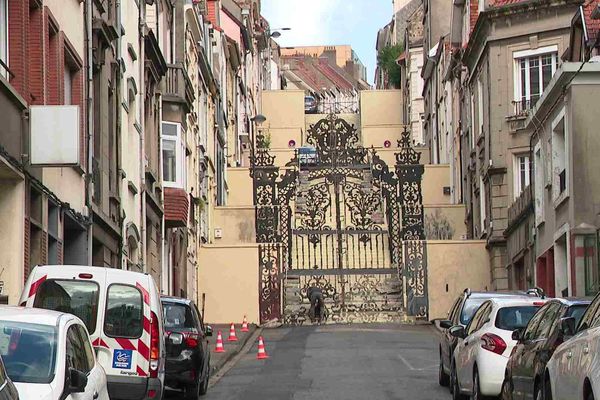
(397, 354, 438, 372)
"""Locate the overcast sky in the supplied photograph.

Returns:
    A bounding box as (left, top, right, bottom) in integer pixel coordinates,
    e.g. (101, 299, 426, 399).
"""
(261, 0, 392, 84)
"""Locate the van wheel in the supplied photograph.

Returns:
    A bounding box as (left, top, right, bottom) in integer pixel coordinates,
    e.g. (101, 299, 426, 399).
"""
(439, 355, 450, 387)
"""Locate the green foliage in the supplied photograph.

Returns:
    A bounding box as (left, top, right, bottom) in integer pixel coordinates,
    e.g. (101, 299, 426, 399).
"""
(377, 43, 404, 88)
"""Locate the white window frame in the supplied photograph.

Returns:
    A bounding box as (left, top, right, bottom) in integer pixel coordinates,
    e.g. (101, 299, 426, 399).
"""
(512, 45, 558, 106)
(513, 152, 531, 200)
(0, 0, 8, 79)
(161, 121, 185, 189)
(479, 175, 486, 234)
(477, 77, 484, 138)
(470, 91, 475, 149)
(534, 142, 545, 226)
(551, 108, 568, 206)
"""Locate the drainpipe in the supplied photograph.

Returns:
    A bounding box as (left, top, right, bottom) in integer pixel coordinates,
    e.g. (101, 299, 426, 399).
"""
(85, 0, 94, 266)
(116, 0, 123, 268)
(139, 3, 147, 274)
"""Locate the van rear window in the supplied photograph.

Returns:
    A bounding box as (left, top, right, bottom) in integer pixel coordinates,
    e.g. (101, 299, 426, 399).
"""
(104, 285, 143, 339)
(33, 280, 99, 333)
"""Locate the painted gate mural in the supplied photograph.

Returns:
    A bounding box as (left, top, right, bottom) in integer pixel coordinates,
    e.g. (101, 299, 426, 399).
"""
(250, 114, 427, 324)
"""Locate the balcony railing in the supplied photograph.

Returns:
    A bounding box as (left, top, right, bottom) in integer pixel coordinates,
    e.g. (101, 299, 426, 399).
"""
(511, 97, 540, 118)
(164, 63, 195, 111)
(508, 184, 533, 226)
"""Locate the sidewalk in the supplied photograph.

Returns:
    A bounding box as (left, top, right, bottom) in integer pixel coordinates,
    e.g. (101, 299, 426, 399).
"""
(207, 323, 259, 375)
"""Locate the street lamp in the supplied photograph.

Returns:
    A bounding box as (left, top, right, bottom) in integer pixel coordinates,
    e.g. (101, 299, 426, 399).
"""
(269, 28, 291, 38)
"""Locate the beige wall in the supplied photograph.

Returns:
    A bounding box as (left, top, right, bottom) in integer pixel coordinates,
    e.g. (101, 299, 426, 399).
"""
(423, 165, 452, 205)
(425, 205, 467, 240)
(0, 178, 25, 304)
(360, 90, 404, 149)
(262, 90, 305, 150)
(198, 245, 259, 324)
(427, 240, 492, 319)
(212, 207, 255, 244)
(227, 168, 253, 206)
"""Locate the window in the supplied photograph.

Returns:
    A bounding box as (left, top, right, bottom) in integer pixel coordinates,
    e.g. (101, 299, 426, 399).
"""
(514, 47, 558, 112)
(535, 302, 561, 339)
(495, 306, 539, 331)
(0, 0, 7, 78)
(460, 298, 487, 325)
(34, 280, 100, 334)
(584, 234, 599, 296)
(75, 324, 95, 372)
(479, 175, 486, 234)
(477, 78, 484, 137)
(522, 302, 546, 340)
(534, 144, 544, 226)
(578, 295, 600, 332)
(64, 63, 73, 105)
(66, 325, 91, 374)
(551, 111, 567, 203)
(0, 321, 57, 383)
(216, 141, 225, 206)
(161, 122, 185, 188)
(104, 285, 143, 338)
(514, 154, 531, 199)
(466, 301, 490, 336)
(470, 91, 475, 149)
(163, 302, 195, 330)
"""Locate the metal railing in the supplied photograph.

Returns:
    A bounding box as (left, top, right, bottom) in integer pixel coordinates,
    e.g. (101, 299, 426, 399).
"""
(511, 97, 540, 117)
(317, 99, 359, 114)
(508, 184, 533, 225)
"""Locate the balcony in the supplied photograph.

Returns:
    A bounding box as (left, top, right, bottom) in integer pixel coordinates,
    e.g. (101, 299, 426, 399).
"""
(163, 63, 195, 112)
(507, 98, 539, 132)
(508, 185, 533, 228)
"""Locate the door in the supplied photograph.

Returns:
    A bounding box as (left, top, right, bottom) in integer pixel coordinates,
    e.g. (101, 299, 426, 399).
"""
(457, 302, 491, 391)
(28, 268, 106, 345)
(442, 297, 462, 373)
(98, 281, 146, 381)
(511, 302, 547, 400)
(65, 324, 96, 400)
(74, 324, 108, 400)
(191, 303, 209, 379)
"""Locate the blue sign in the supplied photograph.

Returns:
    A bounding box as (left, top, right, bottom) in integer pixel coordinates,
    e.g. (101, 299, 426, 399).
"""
(112, 349, 133, 369)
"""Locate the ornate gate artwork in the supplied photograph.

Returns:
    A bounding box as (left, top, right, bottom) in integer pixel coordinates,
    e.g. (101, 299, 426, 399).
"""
(250, 114, 428, 324)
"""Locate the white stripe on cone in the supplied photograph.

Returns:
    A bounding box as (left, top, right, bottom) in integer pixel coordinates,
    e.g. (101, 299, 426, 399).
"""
(256, 336, 269, 359)
(228, 323, 238, 342)
(241, 315, 249, 332)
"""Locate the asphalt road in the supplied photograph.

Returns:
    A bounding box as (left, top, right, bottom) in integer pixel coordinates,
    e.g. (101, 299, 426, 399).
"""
(200, 324, 449, 400)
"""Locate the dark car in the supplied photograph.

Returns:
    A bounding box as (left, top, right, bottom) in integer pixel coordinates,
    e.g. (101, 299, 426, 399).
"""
(501, 298, 591, 400)
(437, 288, 544, 389)
(304, 95, 318, 113)
(0, 355, 19, 400)
(161, 296, 212, 399)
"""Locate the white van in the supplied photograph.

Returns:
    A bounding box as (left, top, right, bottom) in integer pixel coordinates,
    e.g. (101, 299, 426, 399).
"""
(19, 265, 165, 400)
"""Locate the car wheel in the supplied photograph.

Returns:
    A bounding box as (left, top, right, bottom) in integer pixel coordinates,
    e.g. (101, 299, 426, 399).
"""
(439, 355, 450, 387)
(501, 377, 513, 400)
(199, 362, 210, 396)
(452, 364, 467, 400)
(472, 369, 491, 400)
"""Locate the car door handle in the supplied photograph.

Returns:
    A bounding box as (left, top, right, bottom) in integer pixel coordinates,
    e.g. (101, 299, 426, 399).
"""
(566, 351, 573, 359)
(583, 346, 590, 355)
(93, 391, 99, 399)
(464, 340, 470, 346)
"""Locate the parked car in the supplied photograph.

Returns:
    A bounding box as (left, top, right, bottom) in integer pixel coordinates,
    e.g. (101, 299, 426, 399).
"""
(450, 297, 546, 400)
(161, 296, 212, 399)
(437, 288, 544, 389)
(304, 95, 318, 114)
(545, 291, 600, 400)
(0, 354, 19, 400)
(502, 298, 591, 400)
(0, 305, 109, 400)
(20, 265, 165, 400)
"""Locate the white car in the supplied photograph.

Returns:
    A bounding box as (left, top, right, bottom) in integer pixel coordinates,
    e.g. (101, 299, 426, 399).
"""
(450, 298, 545, 400)
(0, 306, 109, 400)
(545, 292, 600, 400)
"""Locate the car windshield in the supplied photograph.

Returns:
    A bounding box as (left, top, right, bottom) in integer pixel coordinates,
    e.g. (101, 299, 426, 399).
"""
(567, 305, 588, 327)
(163, 303, 195, 330)
(495, 306, 539, 331)
(0, 321, 57, 384)
(460, 298, 487, 325)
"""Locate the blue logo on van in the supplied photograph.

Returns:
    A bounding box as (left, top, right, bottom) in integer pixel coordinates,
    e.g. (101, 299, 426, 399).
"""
(112, 350, 133, 369)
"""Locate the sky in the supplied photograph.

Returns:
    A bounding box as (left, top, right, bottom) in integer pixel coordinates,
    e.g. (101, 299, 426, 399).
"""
(261, 0, 392, 84)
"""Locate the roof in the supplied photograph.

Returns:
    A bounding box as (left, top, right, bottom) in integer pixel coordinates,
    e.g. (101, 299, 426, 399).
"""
(33, 265, 151, 281)
(467, 290, 539, 298)
(0, 305, 68, 326)
(161, 295, 193, 305)
(583, 0, 600, 44)
(550, 297, 594, 306)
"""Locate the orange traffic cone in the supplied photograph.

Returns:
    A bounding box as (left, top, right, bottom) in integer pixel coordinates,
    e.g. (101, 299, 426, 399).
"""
(256, 336, 269, 359)
(214, 331, 225, 353)
(241, 315, 249, 332)
(228, 323, 238, 342)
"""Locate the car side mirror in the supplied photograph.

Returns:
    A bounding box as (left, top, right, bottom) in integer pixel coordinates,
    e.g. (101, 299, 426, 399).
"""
(439, 320, 453, 329)
(560, 317, 576, 337)
(449, 325, 466, 339)
(512, 328, 523, 342)
(205, 325, 213, 337)
(168, 332, 184, 345)
(68, 368, 88, 393)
